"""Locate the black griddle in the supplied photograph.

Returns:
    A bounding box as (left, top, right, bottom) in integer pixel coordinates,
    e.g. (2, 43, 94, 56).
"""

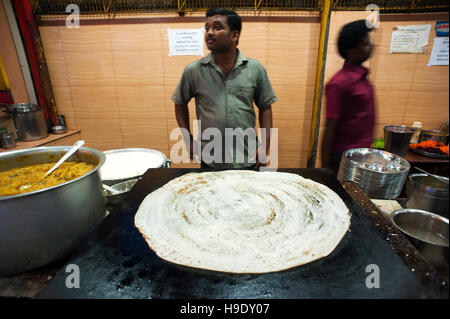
(36, 168, 449, 299)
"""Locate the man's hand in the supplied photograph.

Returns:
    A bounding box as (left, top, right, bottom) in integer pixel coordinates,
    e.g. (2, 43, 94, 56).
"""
(255, 144, 269, 169)
(175, 103, 193, 160)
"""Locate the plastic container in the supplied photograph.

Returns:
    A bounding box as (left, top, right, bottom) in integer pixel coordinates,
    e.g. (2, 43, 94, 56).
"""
(410, 121, 422, 144)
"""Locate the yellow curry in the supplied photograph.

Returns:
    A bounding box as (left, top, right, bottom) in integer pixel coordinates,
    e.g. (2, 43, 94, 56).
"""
(0, 162, 95, 196)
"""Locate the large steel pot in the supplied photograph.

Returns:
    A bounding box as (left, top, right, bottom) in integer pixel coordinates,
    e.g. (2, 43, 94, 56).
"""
(5, 103, 48, 141)
(406, 174, 449, 218)
(0, 146, 106, 276)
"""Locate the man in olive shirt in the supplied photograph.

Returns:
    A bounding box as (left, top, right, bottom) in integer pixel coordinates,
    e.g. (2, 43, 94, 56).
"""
(172, 7, 277, 169)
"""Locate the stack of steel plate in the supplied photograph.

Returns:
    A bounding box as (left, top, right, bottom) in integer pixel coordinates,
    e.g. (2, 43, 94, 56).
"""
(337, 148, 410, 199)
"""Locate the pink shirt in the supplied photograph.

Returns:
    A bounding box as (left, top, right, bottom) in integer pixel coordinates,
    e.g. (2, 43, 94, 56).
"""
(325, 62, 375, 153)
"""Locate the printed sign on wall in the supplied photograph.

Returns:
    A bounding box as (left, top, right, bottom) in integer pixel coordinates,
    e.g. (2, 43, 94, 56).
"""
(168, 28, 205, 57)
(428, 37, 449, 66)
(389, 24, 431, 53)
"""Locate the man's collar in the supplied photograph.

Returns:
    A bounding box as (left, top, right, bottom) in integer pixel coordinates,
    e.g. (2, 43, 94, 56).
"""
(343, 61, 369, 79)
(200, 49, 248, 67)
(235, 49, 249, 66)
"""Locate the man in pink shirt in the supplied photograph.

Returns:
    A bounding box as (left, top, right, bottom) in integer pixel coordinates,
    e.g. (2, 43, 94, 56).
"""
(321, 20, 375, 175)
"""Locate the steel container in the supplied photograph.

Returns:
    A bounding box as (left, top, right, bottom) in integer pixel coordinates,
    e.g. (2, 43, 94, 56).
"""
(406, 174, 449, 218)
(384, 125, 414, 157)
(0, 146, 106, 276)
(6, 103, 48, 141)
(51, 125, 67, 135)
(337, 148, 410, 199)
(390, 209, 449, 272)
(419, 130, 449, 145)
(104, 178, 139, 206)
(0, 133, 16, 149)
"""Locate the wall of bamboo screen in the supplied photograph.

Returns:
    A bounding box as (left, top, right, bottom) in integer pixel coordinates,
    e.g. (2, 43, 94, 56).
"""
(315, 11, 449, 166)
(33, 10, 449, 168)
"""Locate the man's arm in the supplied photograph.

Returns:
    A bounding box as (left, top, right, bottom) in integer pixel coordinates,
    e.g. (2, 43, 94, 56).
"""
(321, 79, 343, 169)
(321, 118, 339, 168)
(257, 106, 272, 166)
(259, 106, 272, 152)
(175, 103, 190, 131)
(174, 103, 193, 159)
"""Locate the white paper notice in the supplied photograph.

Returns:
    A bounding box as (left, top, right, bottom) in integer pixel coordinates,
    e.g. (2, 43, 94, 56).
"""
(427, 37, 449, 66)
(168, 28, 204, 56)
(389, 24, 432, 53)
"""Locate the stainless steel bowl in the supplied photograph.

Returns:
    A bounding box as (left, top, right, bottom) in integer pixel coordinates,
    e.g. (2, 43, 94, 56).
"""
(104, 178, 139, 205)
(419, 130, 449, 145)
(390, 209, 449, 271)
(51, 125, 67, 134)
(0, 146, 106, 275)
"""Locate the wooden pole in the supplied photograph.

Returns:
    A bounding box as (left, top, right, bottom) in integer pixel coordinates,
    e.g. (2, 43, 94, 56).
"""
(307, 0, 332, 168)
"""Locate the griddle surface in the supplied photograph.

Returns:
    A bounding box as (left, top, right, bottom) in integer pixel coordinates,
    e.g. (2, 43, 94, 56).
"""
(37, 169, 448, 298)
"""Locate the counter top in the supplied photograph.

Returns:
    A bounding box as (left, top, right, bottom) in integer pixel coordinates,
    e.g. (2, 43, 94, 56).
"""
(0, 130, 80, 153)
(1, 170, 447, 299)
(404, 149, 449, 164)
(2, 169, 447, 299)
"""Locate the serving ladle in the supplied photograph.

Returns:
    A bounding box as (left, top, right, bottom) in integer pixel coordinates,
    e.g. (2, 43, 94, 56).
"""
(102, 183, 120, 195)
(43, 140, 85, 178)
(19, 140, 85, 190)
(414, 167, 449, 184)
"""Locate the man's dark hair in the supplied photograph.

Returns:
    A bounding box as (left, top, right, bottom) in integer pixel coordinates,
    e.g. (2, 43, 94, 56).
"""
(337, 20, 373, 59)
(206, 7, 242, 44)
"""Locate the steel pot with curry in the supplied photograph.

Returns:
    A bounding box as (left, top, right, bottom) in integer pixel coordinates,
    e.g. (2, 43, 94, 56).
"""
(0, 146, 106, 276)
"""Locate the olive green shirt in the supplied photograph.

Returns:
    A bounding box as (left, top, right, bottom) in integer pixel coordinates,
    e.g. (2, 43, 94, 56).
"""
(172, 50, 277, 168)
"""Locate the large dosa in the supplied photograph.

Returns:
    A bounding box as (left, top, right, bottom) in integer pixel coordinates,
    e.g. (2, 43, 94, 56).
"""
(135, 171, 350, 273)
